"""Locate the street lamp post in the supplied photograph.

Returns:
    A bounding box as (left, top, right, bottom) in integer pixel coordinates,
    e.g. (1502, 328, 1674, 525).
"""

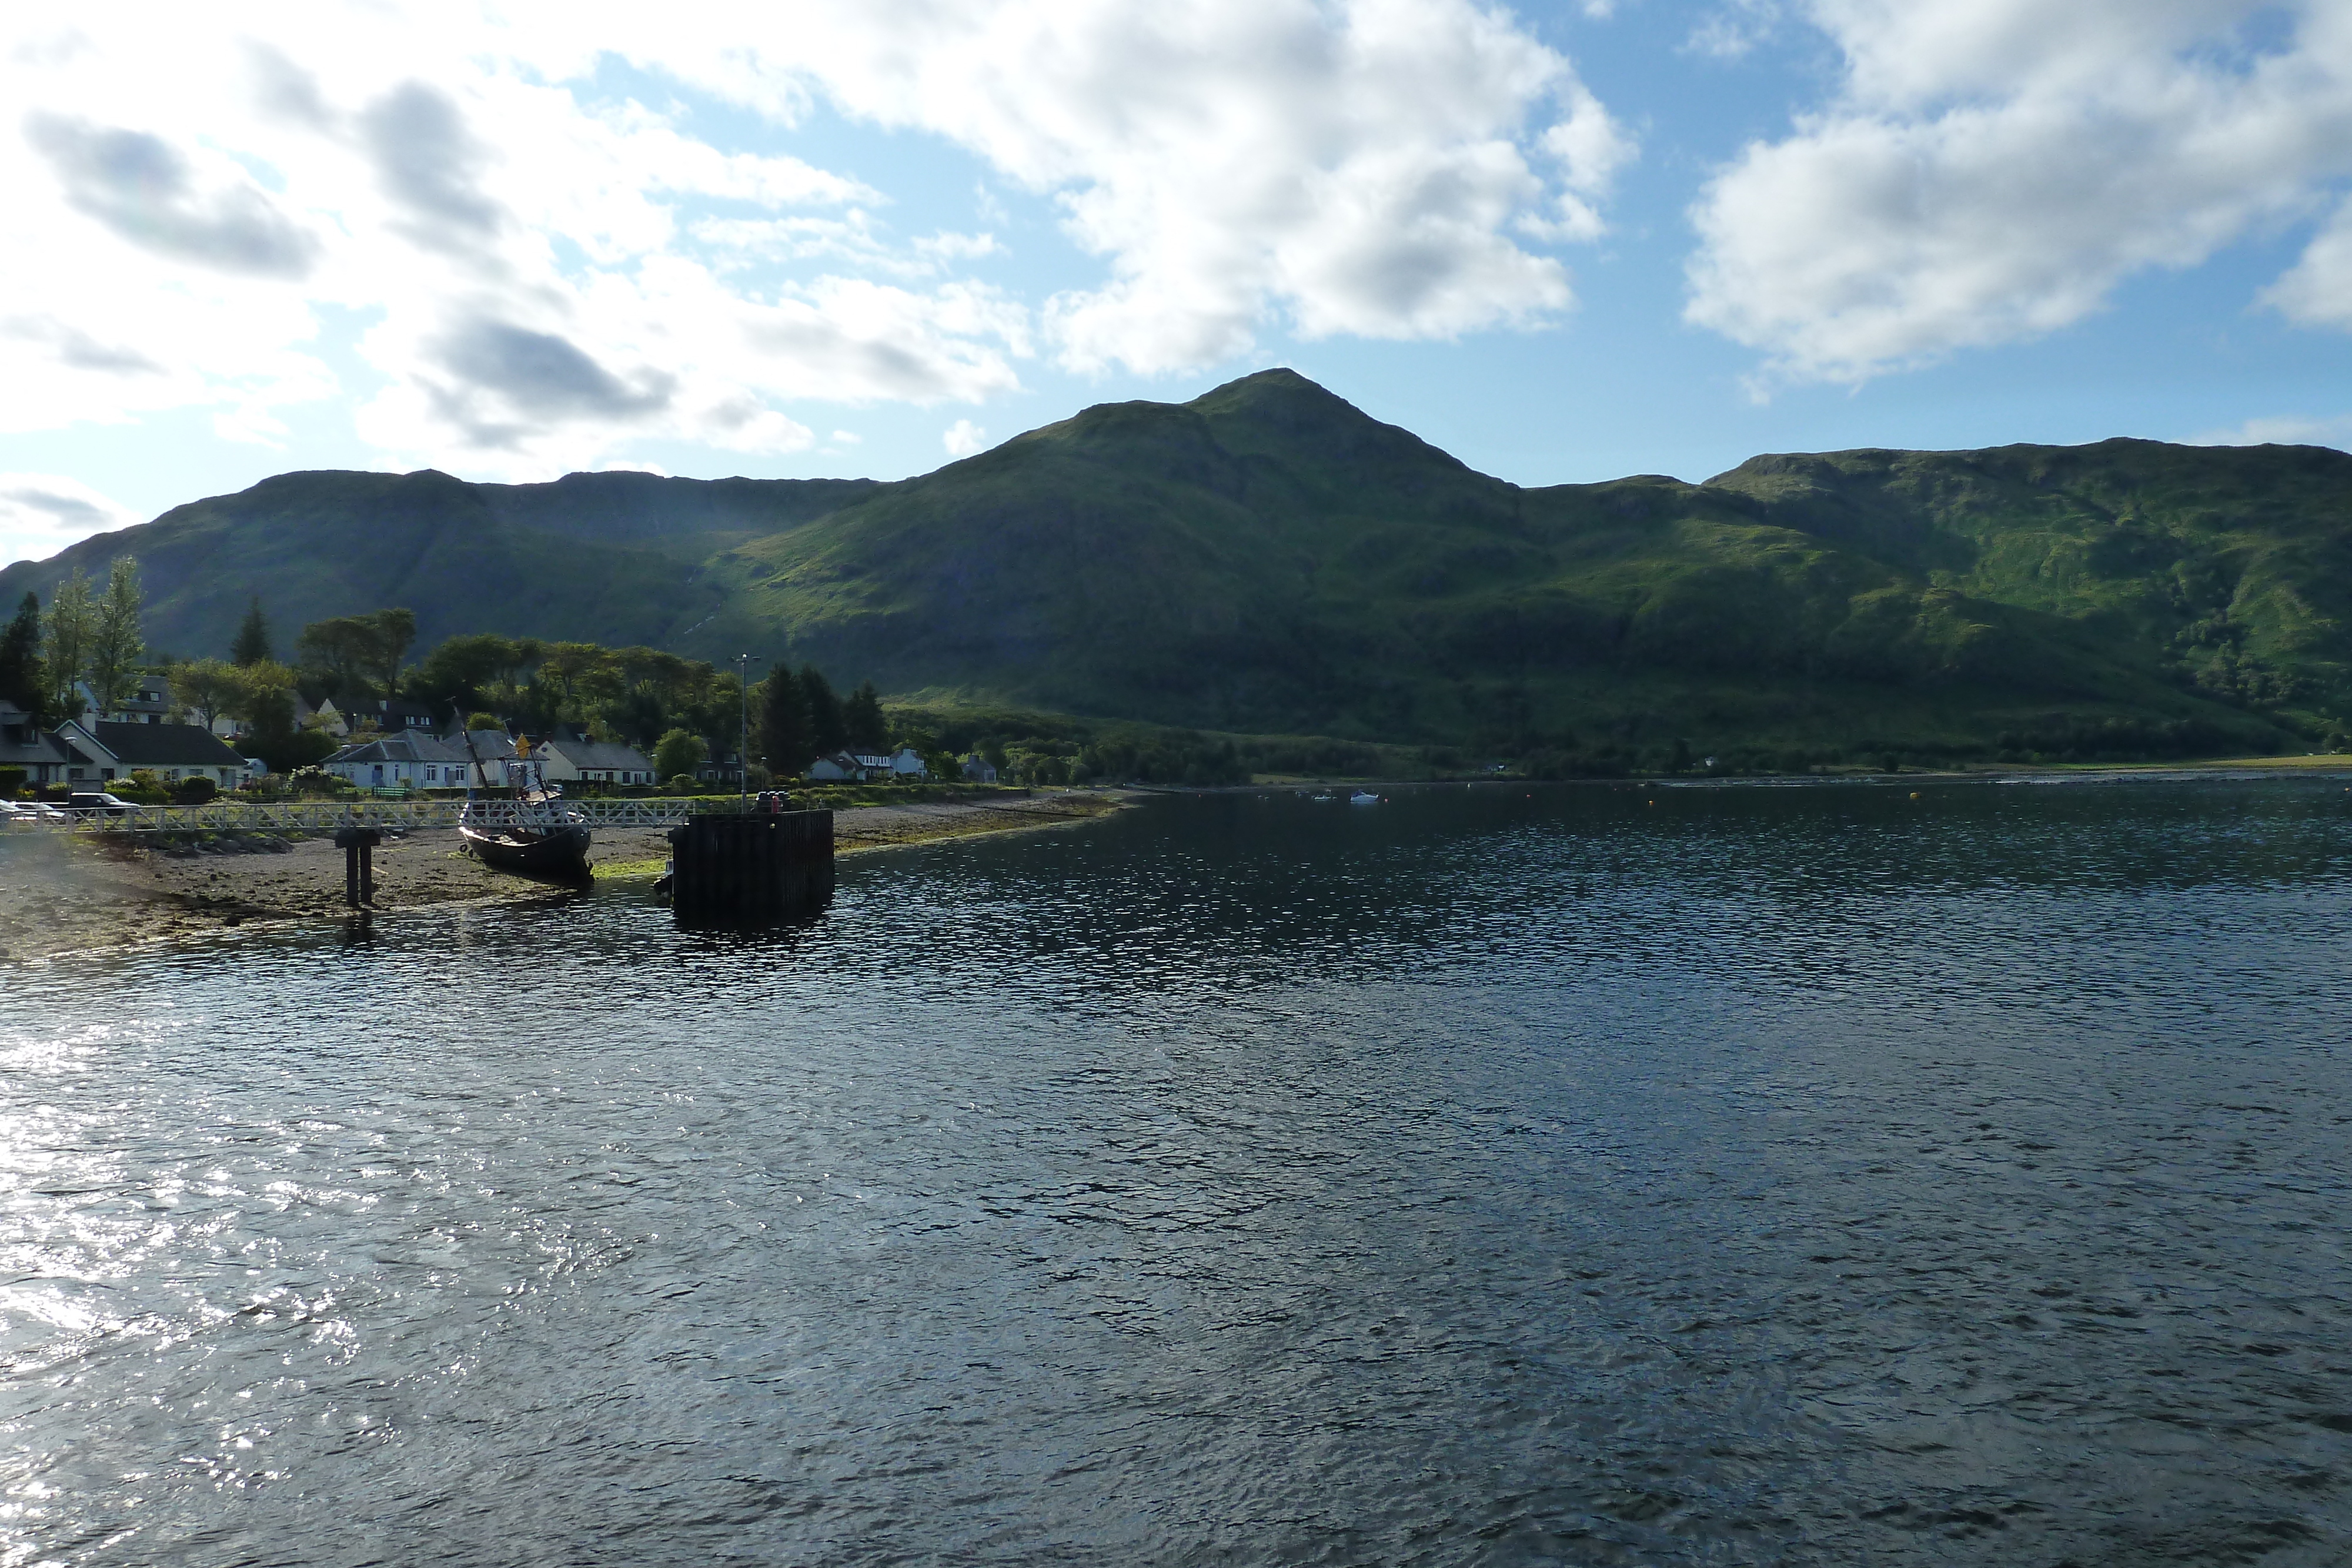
(735, 653, 764, 805)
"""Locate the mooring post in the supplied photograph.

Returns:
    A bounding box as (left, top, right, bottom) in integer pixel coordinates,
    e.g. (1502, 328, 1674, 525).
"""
(334, 825, 383, 908)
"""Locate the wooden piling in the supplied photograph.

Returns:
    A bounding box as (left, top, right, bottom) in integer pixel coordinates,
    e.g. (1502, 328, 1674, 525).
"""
(667, 810, 833, 922)
(333, 825, 382, 908)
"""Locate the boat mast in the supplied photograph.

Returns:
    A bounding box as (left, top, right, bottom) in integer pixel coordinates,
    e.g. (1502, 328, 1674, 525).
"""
(452, 704, 486, 811)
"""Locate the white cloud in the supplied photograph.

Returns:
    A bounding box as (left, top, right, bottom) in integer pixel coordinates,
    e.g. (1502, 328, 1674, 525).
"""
(2263, 194, 2352, 328)
(0, 8, 1033, 479)
(1685, 1, 1782, 62)
(2190, 412, 2352, 449)
(601, 0, 1630, 374)
(942, 419, 989, 456)
(0, 473, 141, 566)
(0, 1, 1628, 477)
(1685, 1, 2352, 385)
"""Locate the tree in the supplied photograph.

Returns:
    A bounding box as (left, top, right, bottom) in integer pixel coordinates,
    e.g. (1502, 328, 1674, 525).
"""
(0, 593, 43, 720)
(239, 661, 332, 773)
(410, 633, 541, 715)
(44, 568, 95, 718)
(843, 680, 888, 753)
(653, 727, 707, 782)
(365, 607, 417, 698)
(800, 665, 846, 754)
(296, 615, 379, 703)
(759, 667, 813, 774)
(465, 710, 502, 734)
(230, 597, 273, 666)
(85, 557, 146, 719)
(173, 657, 242, 731)
(536, 641, 610, 712)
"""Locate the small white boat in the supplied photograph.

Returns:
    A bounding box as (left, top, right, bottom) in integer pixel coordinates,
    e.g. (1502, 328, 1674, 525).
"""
(1349, 790, 1381, 805)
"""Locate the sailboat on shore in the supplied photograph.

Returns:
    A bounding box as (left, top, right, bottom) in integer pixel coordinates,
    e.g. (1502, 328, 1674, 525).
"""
(455, 722, 592, 875)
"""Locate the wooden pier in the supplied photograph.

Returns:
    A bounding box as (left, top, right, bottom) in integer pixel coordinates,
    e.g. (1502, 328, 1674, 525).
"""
(667, 809, 834, 922)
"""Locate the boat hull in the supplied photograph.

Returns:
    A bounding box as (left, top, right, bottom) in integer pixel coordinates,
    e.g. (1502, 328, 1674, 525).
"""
(460, 820, 593, 875)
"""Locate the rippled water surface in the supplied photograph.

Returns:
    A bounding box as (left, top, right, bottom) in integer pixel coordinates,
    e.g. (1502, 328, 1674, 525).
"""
(6, 778, 2352, 1565)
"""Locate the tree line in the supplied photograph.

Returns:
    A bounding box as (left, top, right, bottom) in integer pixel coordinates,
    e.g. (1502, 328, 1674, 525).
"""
(750, 666, 889, 777)
(2, 573, 1242, 787)
(288, 611, 910, 783)
(1, 560, 149, 724)
(0, 570, 339, 771)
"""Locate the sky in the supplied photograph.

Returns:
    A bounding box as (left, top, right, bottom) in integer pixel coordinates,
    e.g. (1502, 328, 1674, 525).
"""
(3, 0, 2351, 566)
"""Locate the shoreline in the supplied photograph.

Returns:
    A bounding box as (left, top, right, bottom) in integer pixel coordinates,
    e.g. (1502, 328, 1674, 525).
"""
(0, 790, 1137, 965)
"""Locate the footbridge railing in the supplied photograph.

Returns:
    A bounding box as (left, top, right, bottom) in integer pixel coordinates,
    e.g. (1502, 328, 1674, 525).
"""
(6, 797, 704, 835)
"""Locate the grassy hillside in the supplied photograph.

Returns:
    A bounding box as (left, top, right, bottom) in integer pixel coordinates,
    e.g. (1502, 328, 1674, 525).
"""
(1708, 440, 2352, 713)
(5, 370, 2341, 767)
(0, 469, 879, 657)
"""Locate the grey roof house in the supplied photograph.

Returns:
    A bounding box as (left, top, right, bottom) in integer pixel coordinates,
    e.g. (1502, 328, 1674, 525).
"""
(75, 676, 173, 724)
(54, 720, 250, 787)
(533, 737, 658, 785)
(323, 730, 473, 791)
(0, 703, 70, 784)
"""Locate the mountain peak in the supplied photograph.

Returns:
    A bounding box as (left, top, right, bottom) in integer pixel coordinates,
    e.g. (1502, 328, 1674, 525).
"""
(1186, 366, 1471, 475)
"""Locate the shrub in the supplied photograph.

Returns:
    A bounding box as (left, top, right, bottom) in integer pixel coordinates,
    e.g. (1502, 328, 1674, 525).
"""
(667, 774, 699, 791)
(286, 765, 346, 795)
(653, 727, 707, 781)
(171, 775, 219, 804)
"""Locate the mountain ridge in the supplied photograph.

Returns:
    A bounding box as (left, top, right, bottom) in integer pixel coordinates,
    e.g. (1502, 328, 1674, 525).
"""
(4, 369, 2342, 761)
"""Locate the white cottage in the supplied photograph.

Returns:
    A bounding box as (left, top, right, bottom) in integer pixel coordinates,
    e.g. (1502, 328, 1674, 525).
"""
(323, 730, 473, 791)
(532, 737, 659, 786)
(806, 750, 868, 782)
(54, 720, 250, 788)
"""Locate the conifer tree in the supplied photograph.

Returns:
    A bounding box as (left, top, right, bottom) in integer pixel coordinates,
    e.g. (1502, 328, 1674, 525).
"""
(230, 597, 273, 666)
(85, 557, 146, 719)
(843, 680, 888, 753)
(800, 665, 847, 754)
(0, 593, 44, 720)
(758, 667, 813, 775)
(43, 568, 95, 718)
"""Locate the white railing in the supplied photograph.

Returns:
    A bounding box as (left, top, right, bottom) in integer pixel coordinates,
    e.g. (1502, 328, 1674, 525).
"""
(2, 797, 703, 834)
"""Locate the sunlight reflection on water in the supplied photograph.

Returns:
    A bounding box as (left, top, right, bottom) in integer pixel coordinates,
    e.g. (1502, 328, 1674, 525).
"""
(4, 778, 2352, 1565)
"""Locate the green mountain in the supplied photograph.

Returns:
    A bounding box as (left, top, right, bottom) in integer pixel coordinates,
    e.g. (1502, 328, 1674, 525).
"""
(6, 369, 2344, 765)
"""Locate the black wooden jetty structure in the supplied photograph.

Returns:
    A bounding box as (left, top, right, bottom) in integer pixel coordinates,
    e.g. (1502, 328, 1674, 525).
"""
(667, 808, 833, 922)
(333, 824, 381, 908)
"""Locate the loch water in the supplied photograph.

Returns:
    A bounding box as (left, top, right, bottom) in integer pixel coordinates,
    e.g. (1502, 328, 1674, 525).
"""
(6, 777, 2352, 1566)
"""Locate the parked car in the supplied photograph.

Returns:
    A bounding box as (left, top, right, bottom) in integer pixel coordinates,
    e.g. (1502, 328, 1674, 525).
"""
(68, 791, 133, 817)
(21, 802, 68, 822)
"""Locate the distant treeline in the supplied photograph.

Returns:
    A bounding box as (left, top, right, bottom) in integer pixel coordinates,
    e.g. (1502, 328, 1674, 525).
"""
(275, 611, 1274, 787)
(19, 572, 2293, 790)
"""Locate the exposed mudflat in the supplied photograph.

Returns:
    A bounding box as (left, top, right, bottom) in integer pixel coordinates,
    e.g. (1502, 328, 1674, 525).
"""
(0, 791, 1131, 962)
